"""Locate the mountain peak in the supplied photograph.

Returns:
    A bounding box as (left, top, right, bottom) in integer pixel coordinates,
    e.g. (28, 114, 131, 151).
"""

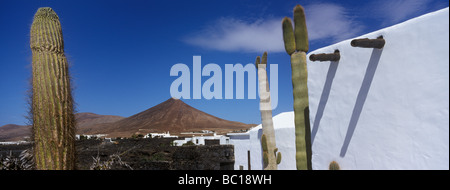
(167, 97, 186, 104)
(90, 98, 256, 137)
(1, 98, 256, 140)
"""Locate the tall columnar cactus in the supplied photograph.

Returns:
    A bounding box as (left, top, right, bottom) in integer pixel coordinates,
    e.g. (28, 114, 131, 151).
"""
(282, 5, 312, 170)
(30, 7, 76, 170)
(256, 52, 281, 170)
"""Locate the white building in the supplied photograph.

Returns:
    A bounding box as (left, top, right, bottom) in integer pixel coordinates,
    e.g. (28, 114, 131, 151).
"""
(173, 133, 230, 146)
(228, 112, 296, 170)
(145, 132, 178, 139)
(306, 7, 448, 170)
(0, 141, 30, 145)
(75, 134, 107, 140)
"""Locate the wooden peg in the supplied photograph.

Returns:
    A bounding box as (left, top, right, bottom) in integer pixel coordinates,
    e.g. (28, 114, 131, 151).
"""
(351, 36, 385, 49)
(309, 50, 340, 62)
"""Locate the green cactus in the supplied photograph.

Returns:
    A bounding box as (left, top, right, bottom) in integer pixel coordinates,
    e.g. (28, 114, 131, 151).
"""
(256, 52, 280, 170)
(262, 152, 269, 168)
(261, 134, 268, 167)
(293, 6, 308, 52)
(276, 152, 282, 165)
(261, 135, 281, 167)
(261, 134, 268, 152)
(329, 161, 340, 170)
(282, 5, 312, 170)
(30, 7, 76, 170)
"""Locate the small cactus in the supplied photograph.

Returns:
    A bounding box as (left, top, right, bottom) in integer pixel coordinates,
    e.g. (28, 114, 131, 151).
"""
(261, 134, 268, 168)
(276, 152, 282, 165)
(329, 161, 340, 170)
(293, 5, 308, 52)
(261, 135, 282, 167)
(261, 134, 268, 152)
(282, 18, 296, 55)
(262, 152, 269, 168)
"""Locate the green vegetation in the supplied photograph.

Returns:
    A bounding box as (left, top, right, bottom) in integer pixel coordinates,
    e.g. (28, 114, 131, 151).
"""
(182, 140, 195, 146)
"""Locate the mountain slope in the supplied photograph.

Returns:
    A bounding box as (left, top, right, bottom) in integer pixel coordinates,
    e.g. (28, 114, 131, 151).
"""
(75, 112, 125, 134)
(1, 98, 256, 140)
(0, 124, 31, 142)
(0, 113, 124, 142)
(89, 98, 256, 137)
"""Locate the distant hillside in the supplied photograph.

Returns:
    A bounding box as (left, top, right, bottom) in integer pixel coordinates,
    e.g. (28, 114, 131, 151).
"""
(0, 124, 31, 142)
(83, 98, 256, 138)
(1, 98, 256, 141)
(75, 112, 125, 134)
(0, 112, 124, 142)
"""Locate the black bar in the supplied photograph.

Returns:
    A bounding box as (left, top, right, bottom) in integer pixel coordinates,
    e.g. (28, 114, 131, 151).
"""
(309, 50, 340, 62)
(351, 36, 385, 49)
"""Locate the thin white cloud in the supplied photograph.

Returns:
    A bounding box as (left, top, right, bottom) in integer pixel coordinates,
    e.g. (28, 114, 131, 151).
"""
(305, 3, 364, 42)
(184, 3, 363, 53)
(184, 17, 284, 53)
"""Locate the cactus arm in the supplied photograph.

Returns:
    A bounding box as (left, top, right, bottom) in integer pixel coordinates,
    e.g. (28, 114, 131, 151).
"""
(263, 152, 269, 168)
(329, 161, 340, 170)
(261, 134, 269, 168)
(276, 152, 282, 165)
(293, 5, 308, 52)
(282, 17, 296, 55)
(255, 56, 261, 66)
(261, 134, 268, 152)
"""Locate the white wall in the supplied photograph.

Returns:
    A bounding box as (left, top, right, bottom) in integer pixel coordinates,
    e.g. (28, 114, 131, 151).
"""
(307, 8, 449, 169)
(230, 8, 448, 170)
(173, 135, 229, 146)
(230, 112, 296, 170)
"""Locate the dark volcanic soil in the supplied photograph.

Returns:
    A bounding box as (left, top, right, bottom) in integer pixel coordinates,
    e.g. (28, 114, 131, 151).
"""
(76, 138, 178, 170)
(0, 138, 234, 170)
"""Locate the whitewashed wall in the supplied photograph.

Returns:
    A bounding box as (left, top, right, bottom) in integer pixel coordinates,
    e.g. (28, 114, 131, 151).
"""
(230, 8, 448, 170)
(307, 8, 449, 169)
(230, 112, 296, 170)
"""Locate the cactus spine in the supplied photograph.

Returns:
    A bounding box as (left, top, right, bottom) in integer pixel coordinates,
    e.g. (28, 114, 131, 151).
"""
(256, 52, 281, 170)
(282, 5, 312, 170)
(30, 7, 76, 170)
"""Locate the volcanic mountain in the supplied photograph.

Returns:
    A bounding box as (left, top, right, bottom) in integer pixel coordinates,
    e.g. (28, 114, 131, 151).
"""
(1, 98, 256, 140)
(75, 112, 125, 133)
(83, 98, 256, 137)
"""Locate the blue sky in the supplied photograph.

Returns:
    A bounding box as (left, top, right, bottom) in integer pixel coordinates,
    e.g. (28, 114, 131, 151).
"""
(0, 0, 448, 126)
